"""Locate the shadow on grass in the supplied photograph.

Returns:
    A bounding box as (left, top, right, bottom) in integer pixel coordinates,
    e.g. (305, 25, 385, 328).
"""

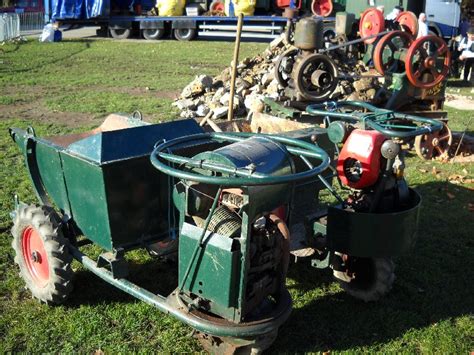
(271, 180, 474, 352)
(66, 256, 178, 307)
(0, 43, 21, 54)
(447, 79, 473, 88)
(64, 181, 473, 351)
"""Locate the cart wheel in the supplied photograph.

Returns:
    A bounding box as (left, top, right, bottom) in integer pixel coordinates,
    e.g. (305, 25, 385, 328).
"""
(414, 121, 452, 160)
(11, 205, 73, 305)
(333, 255, 395, 302)
(174, 28, 196, 41)
(142, 28, 165, 40)
(110, 28, 131, 39)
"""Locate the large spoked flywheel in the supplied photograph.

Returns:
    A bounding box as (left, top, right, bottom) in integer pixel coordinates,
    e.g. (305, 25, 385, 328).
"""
(405, 35, 451, 89)
(293, 54, 338, 101)
(275, 47, 298, 88)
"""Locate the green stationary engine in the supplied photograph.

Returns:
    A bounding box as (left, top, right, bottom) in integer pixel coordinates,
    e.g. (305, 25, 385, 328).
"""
(150, 132, 329, 351)
(173, 137, 293, 323)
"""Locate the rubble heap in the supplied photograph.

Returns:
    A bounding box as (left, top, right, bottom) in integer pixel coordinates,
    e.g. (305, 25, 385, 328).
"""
(173, 35, 382, 120)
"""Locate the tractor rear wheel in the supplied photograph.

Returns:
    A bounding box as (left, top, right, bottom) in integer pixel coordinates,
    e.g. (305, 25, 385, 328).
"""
(333, 256, 395, 302)
(11, 205, 73, 305)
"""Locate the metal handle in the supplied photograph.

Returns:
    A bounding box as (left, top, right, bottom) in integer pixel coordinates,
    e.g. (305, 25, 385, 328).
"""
(306, 101, 443, 139)
(151, 132, 330, 186)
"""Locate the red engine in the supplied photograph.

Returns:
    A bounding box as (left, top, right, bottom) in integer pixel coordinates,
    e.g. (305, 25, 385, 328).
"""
(337, 129, 387, 189)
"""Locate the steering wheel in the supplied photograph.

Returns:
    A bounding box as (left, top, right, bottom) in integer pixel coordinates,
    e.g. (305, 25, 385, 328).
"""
(150, 132, 330, 186)
(306, 101, 443, 139)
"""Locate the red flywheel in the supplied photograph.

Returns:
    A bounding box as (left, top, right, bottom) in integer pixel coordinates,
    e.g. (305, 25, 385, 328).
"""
(405, 35, 451, 89)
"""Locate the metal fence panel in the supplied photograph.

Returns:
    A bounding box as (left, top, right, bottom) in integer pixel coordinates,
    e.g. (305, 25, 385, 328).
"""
(0, 13, 21, 42)
(19, 11, 45, 32)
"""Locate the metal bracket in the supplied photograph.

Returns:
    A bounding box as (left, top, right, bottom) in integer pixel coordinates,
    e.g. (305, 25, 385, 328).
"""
(139, 20, 165, 30)
(263, 97, 301, 119)
(109, 21, 132, 30)
(97, 248, 129, 279)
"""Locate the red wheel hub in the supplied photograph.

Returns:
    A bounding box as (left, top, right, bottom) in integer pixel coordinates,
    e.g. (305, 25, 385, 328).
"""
(424, 57, 435, 68)
(311, 0, 333, 17)
(22, 226, 49, 287)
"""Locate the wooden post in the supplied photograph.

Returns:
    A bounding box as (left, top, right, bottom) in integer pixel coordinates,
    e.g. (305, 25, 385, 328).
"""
(228, 13, 244, 121)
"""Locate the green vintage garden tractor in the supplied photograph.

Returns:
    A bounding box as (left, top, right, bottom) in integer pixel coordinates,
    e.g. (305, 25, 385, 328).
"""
(8, 108, 441, 352)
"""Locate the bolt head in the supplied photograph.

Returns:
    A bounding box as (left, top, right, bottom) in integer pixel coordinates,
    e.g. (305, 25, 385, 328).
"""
(31, 251, 40, 263)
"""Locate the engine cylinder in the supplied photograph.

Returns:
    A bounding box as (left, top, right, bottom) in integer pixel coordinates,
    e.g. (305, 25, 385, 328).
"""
(294, 17, 324, 51)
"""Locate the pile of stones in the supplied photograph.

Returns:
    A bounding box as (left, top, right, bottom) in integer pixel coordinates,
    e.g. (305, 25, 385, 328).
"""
(173, 34, 383, 119)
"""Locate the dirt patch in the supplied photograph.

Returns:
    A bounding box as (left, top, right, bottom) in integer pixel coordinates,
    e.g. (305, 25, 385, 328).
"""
(0, 84, 179, 128)
(85, 85, 180, 99)
(0, 100, 171, 128)
(0, 101, 97, 128)
(445, 94, 474, 110)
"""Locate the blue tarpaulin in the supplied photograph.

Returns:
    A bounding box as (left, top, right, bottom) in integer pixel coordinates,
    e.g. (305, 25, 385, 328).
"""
(51, 0, 110, 19)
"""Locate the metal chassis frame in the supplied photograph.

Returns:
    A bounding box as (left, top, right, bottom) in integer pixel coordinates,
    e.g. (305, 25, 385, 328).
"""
(68, 243, 292, 338)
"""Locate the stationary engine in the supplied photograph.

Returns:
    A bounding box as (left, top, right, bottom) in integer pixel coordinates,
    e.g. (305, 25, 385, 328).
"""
(335, 126, 409, 213)
(275, 17, 339, 101)
(174, 136, 294, 322)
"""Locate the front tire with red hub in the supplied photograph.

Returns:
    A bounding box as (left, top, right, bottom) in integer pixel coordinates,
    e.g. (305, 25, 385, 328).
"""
(11, 205, 73, 305)
(333, 255, 395, 302)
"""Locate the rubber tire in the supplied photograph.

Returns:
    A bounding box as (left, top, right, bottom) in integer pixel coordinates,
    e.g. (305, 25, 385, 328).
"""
(173, 28, 196, 41)
(142, 28, 165, 40)
(110, 28, 132, 39)
(11, 205, 73, 305)
(334, 257, 395, 302)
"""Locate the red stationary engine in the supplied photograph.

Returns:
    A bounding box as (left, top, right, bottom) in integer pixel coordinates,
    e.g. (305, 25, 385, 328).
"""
(337, 129, 387, 189)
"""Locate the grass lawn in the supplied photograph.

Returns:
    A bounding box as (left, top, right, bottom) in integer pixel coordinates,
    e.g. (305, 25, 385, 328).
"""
(0, 39, 473, 353)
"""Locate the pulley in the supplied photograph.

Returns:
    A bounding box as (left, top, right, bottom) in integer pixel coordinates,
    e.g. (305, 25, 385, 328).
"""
(359, 8, 385, 44)
(373, 33, 450, 89)
(293, 53, 338, 101)
(373, 31, 413, 75)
